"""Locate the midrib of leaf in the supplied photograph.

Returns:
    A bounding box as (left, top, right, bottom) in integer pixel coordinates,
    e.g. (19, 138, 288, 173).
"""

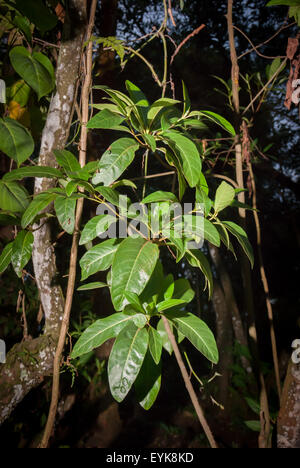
(173, 316, 214, 358)
(123, 240, 150, 295)
(76, 315, 133, 352)
(122, 327, 142, 378)
(100, 142, 138, 173)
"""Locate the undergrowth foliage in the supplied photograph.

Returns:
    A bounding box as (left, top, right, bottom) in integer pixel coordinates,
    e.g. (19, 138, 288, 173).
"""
(0, 39, 253, 409)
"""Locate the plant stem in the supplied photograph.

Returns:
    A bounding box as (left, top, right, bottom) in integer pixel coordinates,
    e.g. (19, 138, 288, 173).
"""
(39, 0, 97, 448)
(162, 316, 218, 448)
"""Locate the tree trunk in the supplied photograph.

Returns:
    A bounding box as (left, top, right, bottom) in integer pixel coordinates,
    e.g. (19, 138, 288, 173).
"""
(277, 361, 300, 448)
(0, 0, 87, 425)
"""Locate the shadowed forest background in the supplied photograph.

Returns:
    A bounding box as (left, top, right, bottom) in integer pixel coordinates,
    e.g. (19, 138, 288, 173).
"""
(0, 0, 299, 449)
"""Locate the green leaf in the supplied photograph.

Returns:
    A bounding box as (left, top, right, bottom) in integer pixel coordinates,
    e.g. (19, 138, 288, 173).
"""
(92, 138, 139, 186)
(157, 299, 186, 312)
(182, 81, 191, 114)
(108, 322, 149, 402)
(124, 292, 145, 314)
(54, 196, 76, 235)
(148, 327, 163, 365)
(71, 312, 136, 358)
(181, 216, 220, 247)
(7, 80, 31, 107)
(0, 180, 29, 213)
(166, 312, 219, 364)
(142, 134, 157, 152)
(0, 242, 13, 274)
(111, 237, 159, 311)
(86, 109, 125, 129)
(21, 192, 56, 228)
(142, 191, 178, 204)
(173, 279, 195, 304)
(53, 149, 81, 173)
(267, 0, 300, 5)
(147, 98, 181, 125)
(95, 186, 130, 211)
(9, 47, 55, 100)
(214, 181, 235, 214)
(14, 0, 58, 34)
(244, 421, 261, 432)
(77, 282, 108, 291)
(13, 15, 32, 43)
(0, 117, 34, 165)
(157, 318, 183, 355)
(135, 350, 161, 410)
(3, 166, 62, 182)
(268, 58, 282, 80)
(92, 36, 125, 62)
(125, 80, 149, 126)
(80, 238, 119, 281)
(222, 221, 254, 268)
(192, 111, 235, 136)
(163, 132, 201, 188)
(0, 213, 20, 226)
(186, 250, 213, 299)
(112, 179, 137, 190)
(245, 397, 261, 415)
(11, 230, 34, 277)
(79, 215, 116, 245)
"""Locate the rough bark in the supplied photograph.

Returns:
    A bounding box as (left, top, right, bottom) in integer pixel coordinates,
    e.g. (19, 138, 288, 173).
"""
(0, 0, 86, 425)
(33, 0, 87, 339)
(277, 361, 300, 448)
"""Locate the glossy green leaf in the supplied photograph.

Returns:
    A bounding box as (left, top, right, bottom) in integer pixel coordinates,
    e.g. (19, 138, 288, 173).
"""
(148, 327, 163, 365)
(173, 279, 195, 303)
(214, 181, 235, 214)
(21, 192, 56, 228)
(125, 80, 149, 126)
(0, 117, 34, 165)
(181, 216, 220, 247)
(222, 221, 254, 268)
(0, 242, 13, 274)
(163, 132, 201, 187)
(0, 180, 30, 213)
(9, 47, 55, 100)
(124, 292, 145, 314)
(142, 191, 178, 204)
(182, 81, 191, 114)
(111, 237, 159, 311)
(79, 215, 116, 245)
(148, 98, 181, 125)
(186, 249, 213, 299)
(191, 111, 235, 136)
(108, 322, 149, 402)
(80, 238, 120, 281)
(7, 80, 30, 107)
(157, 299, 186, 312)
(142, 134, 157, 152)
(86, 109, 125, 129)
(157, 318, 184, 355)
(166, 311, 219, 363)
(11, 230, 34, 277)
(3, 166, 62, 182)
(92, 138, 139, 186)
(71, 312, 135, 358)
(53, 149, 81, 173)
(135, 350, 161, 410)
(13, 15, 32, 43)
(54, 196, 76, 235)
(77, 282, 108, 291)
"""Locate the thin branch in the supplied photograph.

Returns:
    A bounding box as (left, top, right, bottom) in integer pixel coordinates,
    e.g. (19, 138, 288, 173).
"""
(234, 25, 286, 60)
(40, 0, 97, 448)
(171, 24, 206, 64)
(168, 0, 176, 27)
(162, 316, 218, 449)
(247, 161, 282, 401)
